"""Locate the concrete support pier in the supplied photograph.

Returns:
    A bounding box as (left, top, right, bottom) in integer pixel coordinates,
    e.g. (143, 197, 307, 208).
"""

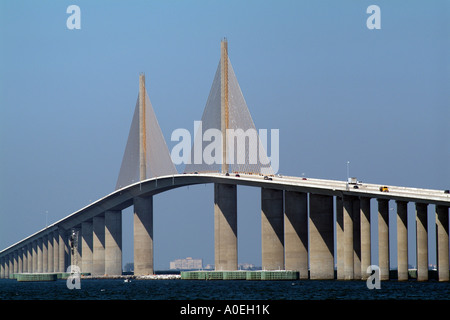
(415, 203, 428, 281)
(309, 193, 334, 279)
(81, 221, 93, 274)
(32, 240, 37, 273)
(105, 210, 122, 275)
(284, 191, 308, 279)
(37, 238, 43, 273)
(214, 183, 237, 271)
(22, 247, 27, 273)
(134, 196, 154, 275)
(58, 229, 67, 273)
(378, 198, 390, 280)
(436, 205, 449, 281)
(27, 243, 32, 274)
(343, 196, 355, 280)
(52, 230, 58, 273)
(7, 254, 11, 278)
(360, 197, 371, 280)
(261, 188, 284, 271)
(18, 249, 23, 274)
(0, 257, 4, 278)
(93, 216, 105, 275)
(396, 201, 408, 281)
(336, 197, 344, 279)
(352, 198, 361, 280)
(42, 235, 48, 273)
(47, 233, 54, 273)
(337, 196, 364, 280)
(13, 251, 18, 274)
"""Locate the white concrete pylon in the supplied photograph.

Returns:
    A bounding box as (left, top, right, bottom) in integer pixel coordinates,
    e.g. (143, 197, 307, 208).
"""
(185, 40, 274, 175)
(116, 74, 177, 190)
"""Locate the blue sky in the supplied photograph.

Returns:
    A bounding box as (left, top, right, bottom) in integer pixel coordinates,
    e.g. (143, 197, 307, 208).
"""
(1, 1, 449, 270)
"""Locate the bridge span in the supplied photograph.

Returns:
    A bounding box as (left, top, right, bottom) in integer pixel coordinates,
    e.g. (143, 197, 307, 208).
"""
(1, 39, 449, 281)
(1, 173, 449, 281)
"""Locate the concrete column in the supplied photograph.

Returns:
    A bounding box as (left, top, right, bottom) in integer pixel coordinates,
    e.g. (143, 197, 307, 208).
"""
(3, 256, 7, 277)
(0, 257, 4, 278)
(378, 198, 390, 280)
(27, 243, 32, 273)
(0, 256, 4, 278)
(21, 246, 27, 273)
(93, 216, 106, 276)
(5, 256, 9, 278)
(4, 255, 8, 277)
(360, 197, 371, 280)
(3, 256, 8, 278)
(261, 188, 284, 270)
(134, 196, 153, 275)
(436, 205, 449, 282)
(2, 256, 7, 278)
(47, 233, 54, 273)
(37, 238, 43, 273)
(4, 256, 7, 278)
(42, 234, 48, 273)
(343, 196, 354, 280)
(105, 210, 122, 275)
(8, 253, 13, 278)
(336, 197, 344, 279)
(352, 198, 361, 280)
(18, 249, 23, 274)
(415, 203, 428, 281)
(81, 221, 93, 274)
(53, 230, 59, 273)
(13, 251, 18, 275)
(3, 256, 7, 278)
(32, 240, 37, 273)
(342, 196, 362, 279)
(396, 201, 408, 281)
(309, 193, 334, 279)
(58, 229, 67, 273)
(22, 247, 27, 273)
(284, 191, 308, 278)
(215, 183, 237, 271)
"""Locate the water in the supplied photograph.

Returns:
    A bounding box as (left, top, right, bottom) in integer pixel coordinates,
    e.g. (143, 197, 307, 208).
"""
(1, 279, 448, 318)
(0, 278, 449, 300)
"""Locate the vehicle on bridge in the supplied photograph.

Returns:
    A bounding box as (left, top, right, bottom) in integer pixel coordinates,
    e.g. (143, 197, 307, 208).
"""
(380, 186, 389, 192)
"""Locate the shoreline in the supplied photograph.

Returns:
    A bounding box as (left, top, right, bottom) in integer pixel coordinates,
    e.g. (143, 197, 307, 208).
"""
(81, 274, 181, 280)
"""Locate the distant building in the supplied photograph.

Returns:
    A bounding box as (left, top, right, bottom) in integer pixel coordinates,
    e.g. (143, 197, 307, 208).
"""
(170, 257, 203, 270)
(238, 263, 260, 270)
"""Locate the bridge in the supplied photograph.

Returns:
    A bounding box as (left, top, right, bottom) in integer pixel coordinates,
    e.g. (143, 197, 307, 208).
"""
(1, 40, 449, 281)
